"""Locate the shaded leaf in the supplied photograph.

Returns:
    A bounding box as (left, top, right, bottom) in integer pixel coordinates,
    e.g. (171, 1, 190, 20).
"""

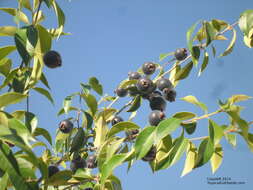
(33, 127, 52, 145)
(173, 112, 196, 120)
(107, 121, 140, 138)
(198, 51, 209, 76)
(210, 144, 223, 173)
(33, 87, 54, 105)
(0, 92, 27, 108)
(175, 61, 193, 81)
(220, 29, 236, 57)
(127, 95, 141, 112)
(0, 46, 16, 60)
(195, 138, 214, 168)
(89, 77, 103, 95)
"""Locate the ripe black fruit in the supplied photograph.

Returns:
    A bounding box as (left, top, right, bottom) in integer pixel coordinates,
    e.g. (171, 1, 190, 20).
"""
(142, 146, 157, 162)
(149, 95, 166, 111)
(48, 165, 59, 177)
(5, 141, 15, 147)
(142, 62, 156, 75)
(128, 71, 141, 80)
(115, 87, 127, 97)
(136, 78, 155, 94)
(163, 88, 177, 102)
(86, 155, 97, 169)
(174, 48, 188, 61)
(84, 188, 93, 190)
(156, 78, 173, 91)
(127, 84, 140, 96)
(59, 119, 73, 133)
(111, 116, 124, 126)
(43, 50, 62, 68)
(70, 156, 86, 173)
(149, 110, 166, 126)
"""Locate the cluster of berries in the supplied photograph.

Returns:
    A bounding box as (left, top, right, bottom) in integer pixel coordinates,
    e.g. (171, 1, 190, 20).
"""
(112, 48, 188, 162)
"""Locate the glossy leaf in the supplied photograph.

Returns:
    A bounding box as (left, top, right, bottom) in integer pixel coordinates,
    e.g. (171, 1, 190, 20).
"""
(107, 121, 140, 138)
(36, 25, 52, 53)
(119, 79, 137, 89)
(0, 58, 12, 77)
(127, 95, 141, 112)
(210, 144, 223, 173)
(89, 77, 103, 95)
(181, 95, 208, 112)
(198, 51, 209, 76)
(205, 21, 216, 46)
(208, 120, 224, 146)
(195, 138, 214, 168)
(228, 94, 252, 105)
(81, 93, 98, 116)
(70, 128, 86, 153)
(181, 122, 197, 135)
(33, 127, 52, 145)
(0, 8, 30, 24)
(238, 10, 253, 36)
(220, 29, 236, 57)
(173, 112, 196, 120)
(0, 46, 16, 60)
(48, 170, 72, 186)
(135, 126, 156, 160)
(155, 118, 181, 142)
(33, 87, 54, 105)
(94, 116, 108, 148)
(181, 142, 197, 177)
(175, 61, 193, 81)
(27, 55, 43, 88)
(0, 26, 17, 36)
(0, 92, 27, 108)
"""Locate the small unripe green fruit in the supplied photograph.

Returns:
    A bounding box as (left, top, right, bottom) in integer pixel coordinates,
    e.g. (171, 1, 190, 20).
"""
(43, 50, 62, 68)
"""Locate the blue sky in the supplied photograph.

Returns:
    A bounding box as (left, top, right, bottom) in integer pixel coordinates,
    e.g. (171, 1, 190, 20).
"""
(1, 0, 253, 189)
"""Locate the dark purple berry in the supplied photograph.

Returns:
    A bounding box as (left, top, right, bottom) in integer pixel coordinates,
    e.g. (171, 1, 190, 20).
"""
(86, 155, 97, 169)
(149, 110, 166, 126)
(142, 146, 157, 162)
(142, 90, 162, 100)
(115, 87, 127, 97)
(142, 62, 156, 75)
(156, 78, 173, 91)
(174, 48, 188, 61)
(70, 156, 86, 173)
(128, 72, 141, 80)
(111, 116, 124, 126)
(149, 95, 166, 111)
(136, 78, 155, 94)
(48, 165, 59, 177)
(84, 188, 93, 190)
(5, 141, 15, 147)
(43, 50, 62, 68)
(163, 88, 177, 102)
(59, 119, 73, 133)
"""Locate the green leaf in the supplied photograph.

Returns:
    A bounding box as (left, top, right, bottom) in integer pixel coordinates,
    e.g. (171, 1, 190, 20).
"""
(191, 46, 201, 66)
(0, 26, 17, 36)
(208, 120, 224, 146)
(0, 92, 27, 108)
(181, 95, 208, 112)
(14, 28, 31, 64)
(48, 170, 72, 186)
(33, 87, 54, 105)
(155, 118, 181, 142)
(228, 94, 252, 105)
(0, 46, 16, 60)
(210, 144, 223, 173)
(81, 93, 98, 116)
(205, 21, 216, 46)
(94, 116, 108, 148)
(21, 0, 32, 11)
(0, 58, 12, 77)
(238, 10, 253, 36)
(52, 1, 65, 38)
(36, 25, 52, 53)
(119, 79, 137, 89)
(224, 133, 236, 147)
(107, 121, 140, 138)
(0, 143, 32, 190)
(195, 138, 214, 168)
(0, 8, 30, 24)
(89, 77, 103, 95)
(220, 29, 236, 57)
(82, 110, 93, 129)
(127, 95, 141, 112)
(27, 55, 43, 88)
(70, 128, 86, 153)
(0, 68, 19, 90)
(26, 25, 38, 56)
(0, 173, 8, 190)
(135, 126, 156, 160)
(187, 21, 200, 65)
(33, 127, 52, 145)
(173, 112, 196, 120)
(159, 52, 174, 61)
(198, 51, 209, 76)
(40, 72, 51, 89)
(211, 19, 228, 32)
(181, 122, 197, 135)
(181, 142, 197, 177)
(100, 153, 128, 185)
(175, 61, 193, 81)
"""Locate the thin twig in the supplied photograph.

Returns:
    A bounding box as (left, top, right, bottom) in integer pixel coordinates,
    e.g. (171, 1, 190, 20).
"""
(107, 96, 119, 108)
